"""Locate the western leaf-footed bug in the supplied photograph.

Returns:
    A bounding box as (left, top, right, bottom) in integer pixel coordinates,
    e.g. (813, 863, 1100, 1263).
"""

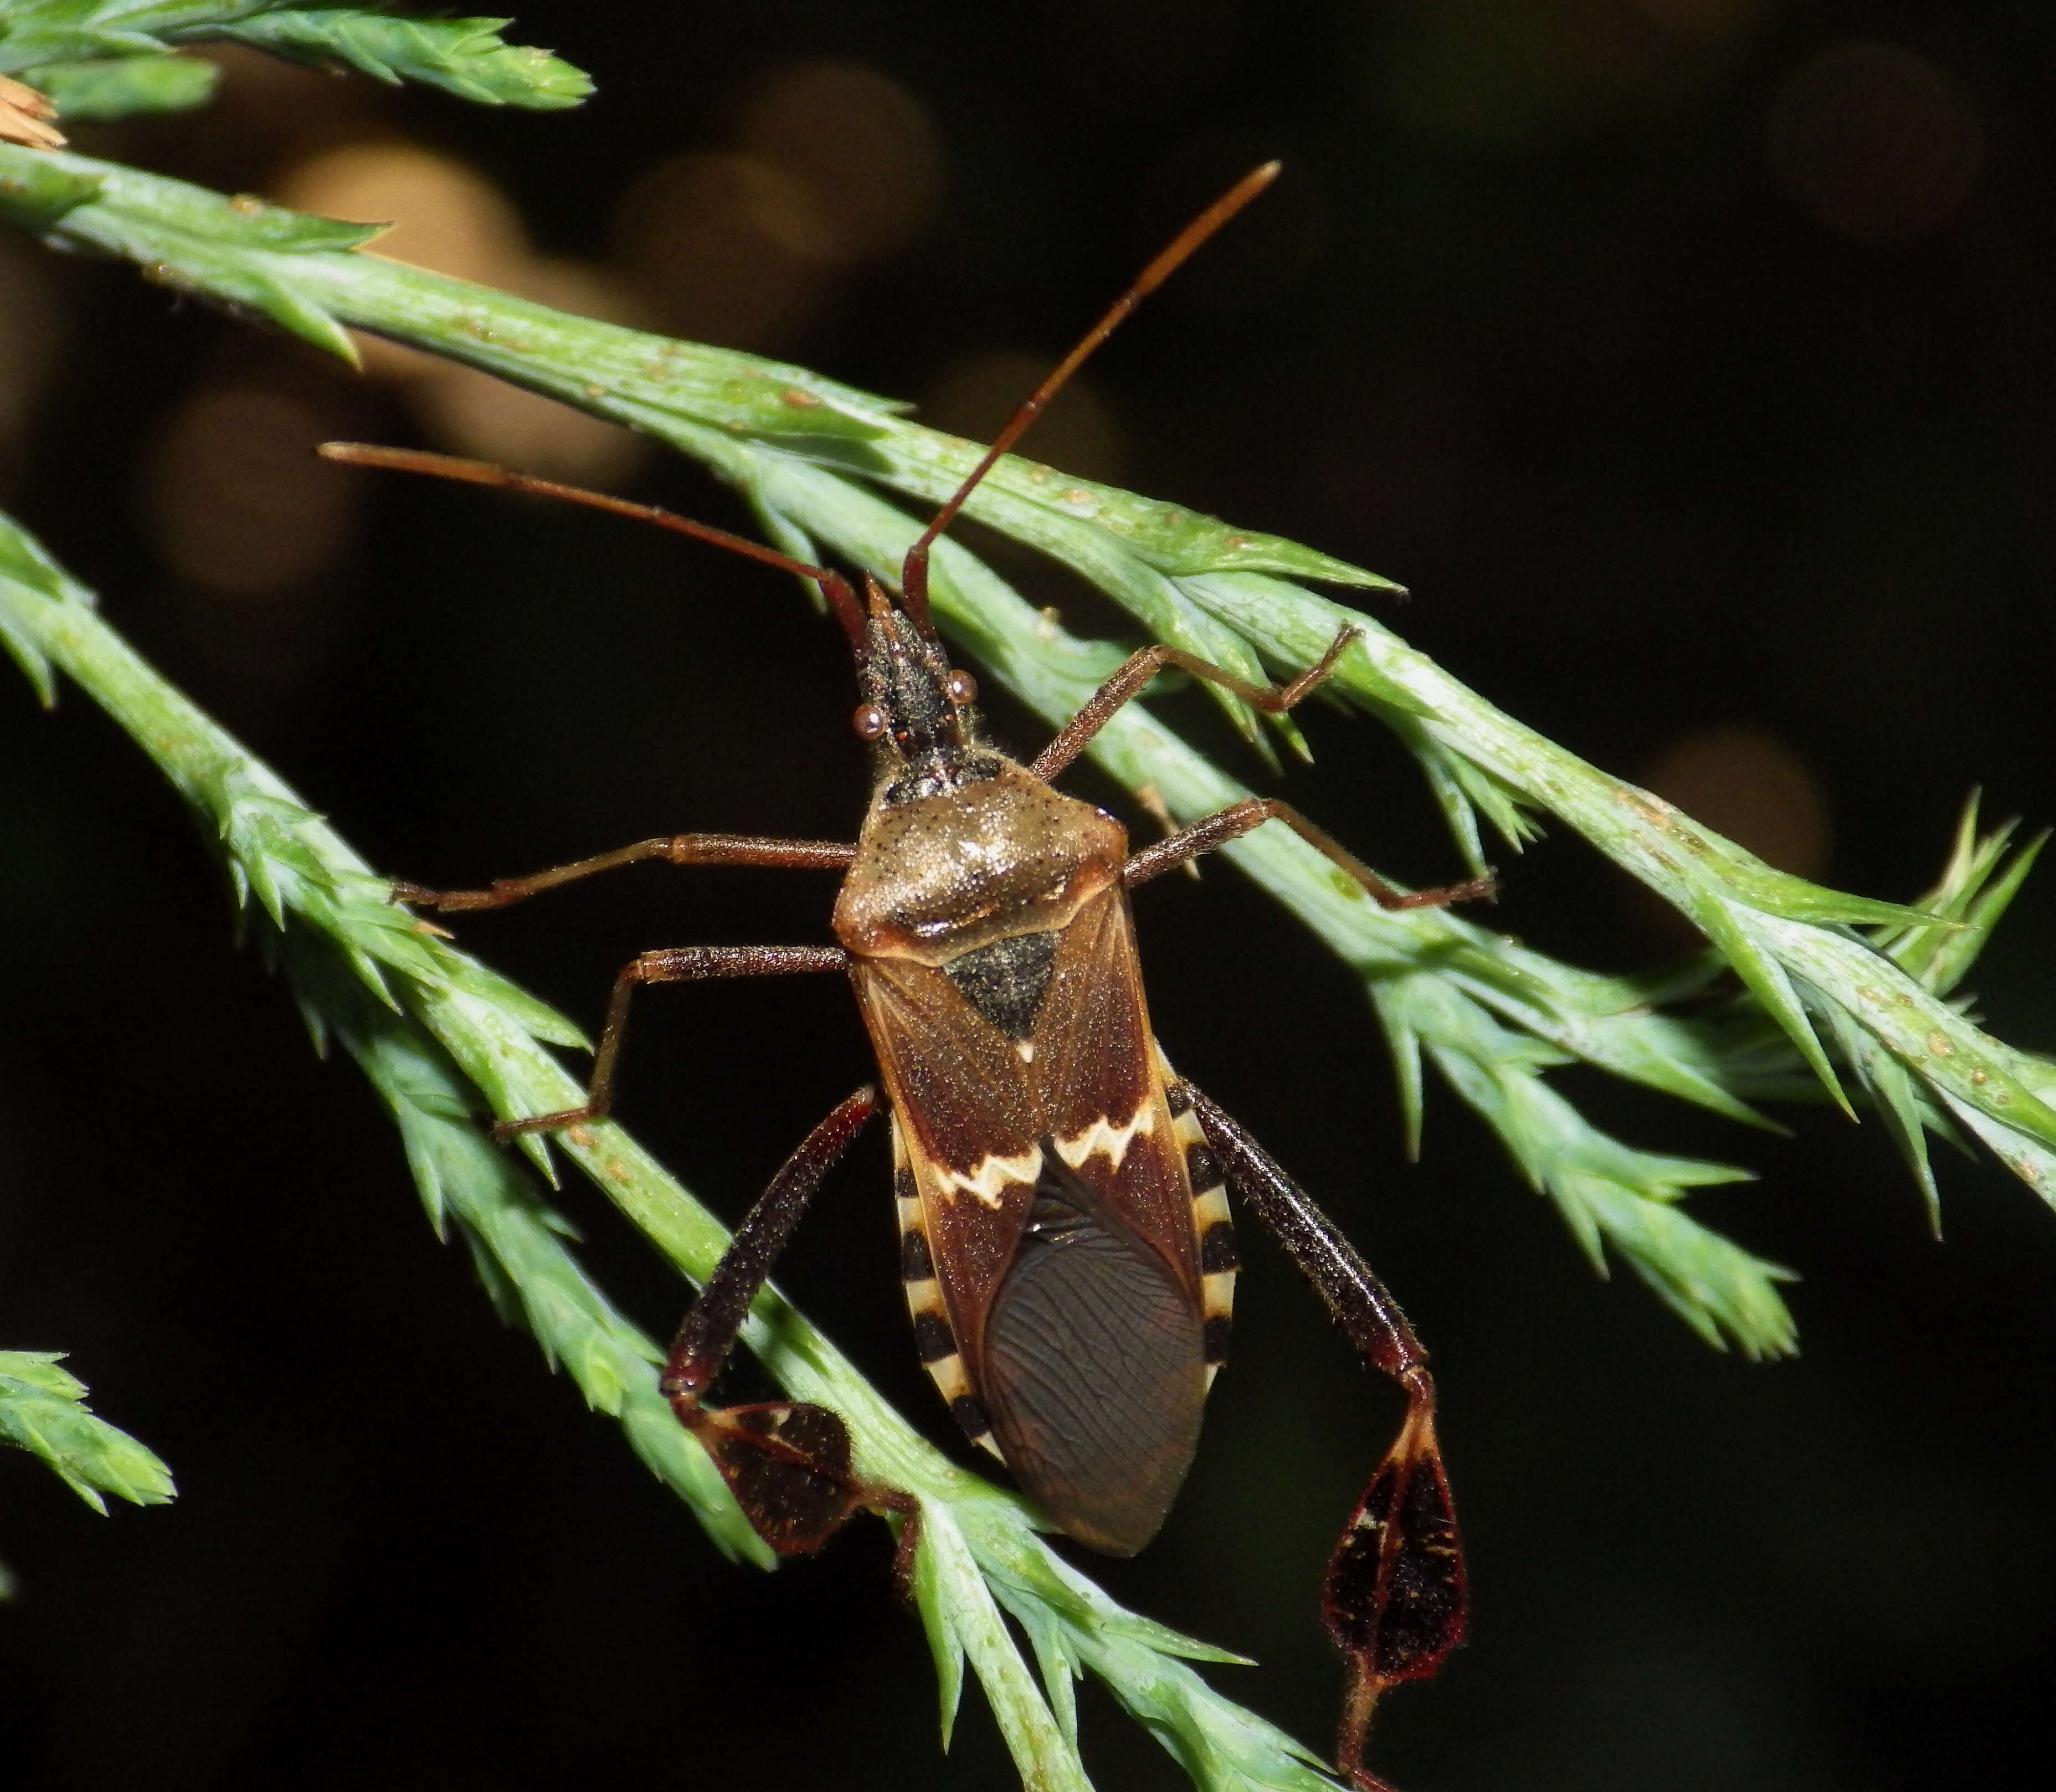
(325, 162, 1492, 1791)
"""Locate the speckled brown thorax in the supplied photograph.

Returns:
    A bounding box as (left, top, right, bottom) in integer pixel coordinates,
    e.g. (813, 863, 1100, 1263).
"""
(832, 761, 1127, 967)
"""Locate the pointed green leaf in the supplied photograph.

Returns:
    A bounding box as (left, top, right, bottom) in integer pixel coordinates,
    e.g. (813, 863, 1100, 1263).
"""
(1574, 1180, 1799, 1358)
(1393, 719, 1544, 875)
(0, 506, 91, 710)
(201, 259, 363, 363)
(0, 1354, 86, 1402)
(0, 603, 55, 705)
(0, 4, 589, 111)
(930, 1511, 1088, 1786)
(744, 494, 832, 615)
(1409, 724, 1492, 877)
(28, 53, 219, 119)
(1871, 797, 2009, 985)
(1016, 1564, 1256, 1667)
(926, 453, 1401, 588)
(1451, 952, 1781, 1131)
(0, 509, 74, 600)
(1824, 1007, 1942, 1234)
(209, 13, 592, 110)
(1689, 893, 1852, 1117)
(1942, 1094, 2056, 1211)
(1918, 830, 2047, 997)
(0, 1353, 176, 1513)
(0, 143, 102, 228)
(1400, 723, 1543, 863)
(1713, 851, 1938, 929)
(414, 946, 589, 1050)
(910, 1519, 969, 1749)
(1019, 1606, 1082, 1752)
(1373, 1002, 1426, 1160)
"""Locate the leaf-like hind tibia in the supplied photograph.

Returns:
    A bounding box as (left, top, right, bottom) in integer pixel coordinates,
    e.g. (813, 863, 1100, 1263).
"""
(685, 1400, 866, 1554)
(1322, 1406, 1467, 1788)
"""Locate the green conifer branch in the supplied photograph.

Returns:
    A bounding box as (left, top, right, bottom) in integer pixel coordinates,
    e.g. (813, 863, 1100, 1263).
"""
(0, 2, 589, 114)
(0, 1351, 176, 1524)
(4, 113, 2051, 1789)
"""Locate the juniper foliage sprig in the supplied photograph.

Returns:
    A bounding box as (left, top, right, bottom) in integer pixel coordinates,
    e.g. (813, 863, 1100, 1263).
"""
(0, 2, 589, 117)
(3, 140, 2051, 1360)
(0, 1351, 176, 1524)
(4, 114, 2052, 1789)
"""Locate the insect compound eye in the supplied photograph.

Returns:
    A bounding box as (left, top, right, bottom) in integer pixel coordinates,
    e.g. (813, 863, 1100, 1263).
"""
(852, 703, 890, 741)
(944, 669, 979, 707)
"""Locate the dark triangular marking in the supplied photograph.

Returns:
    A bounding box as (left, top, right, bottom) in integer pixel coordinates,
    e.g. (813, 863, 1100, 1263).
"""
(942, 928, 1060, 1039)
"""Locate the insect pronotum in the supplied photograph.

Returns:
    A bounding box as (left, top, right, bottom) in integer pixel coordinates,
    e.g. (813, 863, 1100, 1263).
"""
(325, 162, 1492, 1792)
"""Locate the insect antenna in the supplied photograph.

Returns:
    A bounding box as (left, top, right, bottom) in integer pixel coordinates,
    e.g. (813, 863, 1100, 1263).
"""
(896, 159, 1281, 636)
(323, 163, 1277, 655)
(315, 442, 870, 645)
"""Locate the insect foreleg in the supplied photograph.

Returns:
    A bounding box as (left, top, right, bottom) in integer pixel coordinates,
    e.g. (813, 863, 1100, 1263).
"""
(495, 943, 849, 1138)
(661, 1087, 916, 1565)
(1123, 797, 1495, 911)
(392, 834, 856, 912)
(1029, 623, 1361, 783)
(1181, 1082, 1466, 1792)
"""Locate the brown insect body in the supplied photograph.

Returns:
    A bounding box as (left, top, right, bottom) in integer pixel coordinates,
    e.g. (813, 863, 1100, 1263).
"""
(334, 162, 1489, 1792)
(834, 602, 1229, 1553)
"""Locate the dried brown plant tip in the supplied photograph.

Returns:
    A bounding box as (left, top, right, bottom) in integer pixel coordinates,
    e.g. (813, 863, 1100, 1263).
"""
(0, 75, 64, 150)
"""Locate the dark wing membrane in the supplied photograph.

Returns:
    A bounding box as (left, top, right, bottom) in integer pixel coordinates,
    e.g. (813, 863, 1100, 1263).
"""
(982, 1154, 1205, 1555)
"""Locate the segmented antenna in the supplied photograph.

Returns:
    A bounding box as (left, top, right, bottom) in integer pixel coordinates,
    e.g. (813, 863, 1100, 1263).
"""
(315, 444, 868, 644)
(323, 163, 1283, 653)
(896, 161, 1281, 634)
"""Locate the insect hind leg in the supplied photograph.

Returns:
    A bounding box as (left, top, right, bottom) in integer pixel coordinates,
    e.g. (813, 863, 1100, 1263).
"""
(662, 1086, 918, 1573)
(1180, 1081, 1466, 1792)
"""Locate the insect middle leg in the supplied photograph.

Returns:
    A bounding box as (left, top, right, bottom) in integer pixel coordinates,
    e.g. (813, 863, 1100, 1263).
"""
(495, 943, 850, 1138)
(662, 1085, 917, 1571)
(1180, 1081, 1464, 1792)
(392, 833, 855, 912)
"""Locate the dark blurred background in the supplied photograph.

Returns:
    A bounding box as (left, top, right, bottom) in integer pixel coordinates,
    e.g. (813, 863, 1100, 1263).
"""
(4, 3, 2056, 1788)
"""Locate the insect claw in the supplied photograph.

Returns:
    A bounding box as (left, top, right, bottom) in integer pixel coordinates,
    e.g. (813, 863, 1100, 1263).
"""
(1386, 871, 1498, 911)
(873, 1491, 925, 1608)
